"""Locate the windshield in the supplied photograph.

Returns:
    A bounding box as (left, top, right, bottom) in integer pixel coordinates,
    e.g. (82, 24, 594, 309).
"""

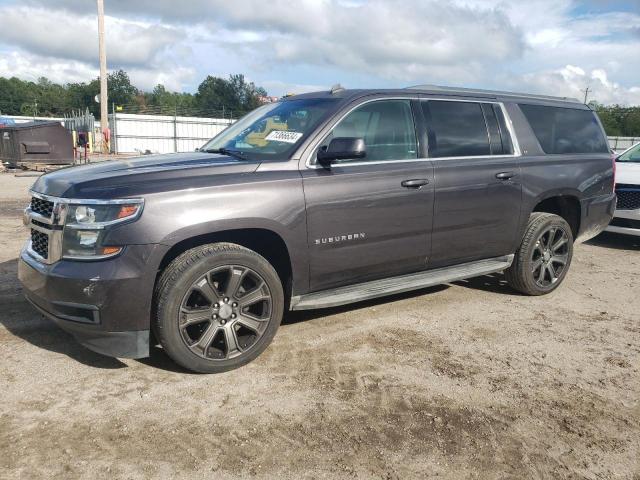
(617, 143, 640, 163)
(201, 98, 339, 160)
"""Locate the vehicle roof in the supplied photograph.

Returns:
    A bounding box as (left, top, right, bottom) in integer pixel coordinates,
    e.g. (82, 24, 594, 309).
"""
(284, 85, 588, 109)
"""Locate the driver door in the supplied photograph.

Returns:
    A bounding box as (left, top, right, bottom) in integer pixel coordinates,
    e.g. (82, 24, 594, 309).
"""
(301, 99, 434, 292)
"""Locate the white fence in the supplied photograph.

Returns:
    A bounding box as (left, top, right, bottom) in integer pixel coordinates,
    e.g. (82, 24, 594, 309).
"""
(3, 114, 638, 155)
(608, 137, 639, 152)
(2, 113, 235, 155)
(110, 113, 234, 154)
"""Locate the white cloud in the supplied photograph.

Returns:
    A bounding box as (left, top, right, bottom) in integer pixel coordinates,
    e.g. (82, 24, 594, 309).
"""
(3, 0, 640, 104)
(0, 50, 197, 92)
(0, 51, 98, 85)
(23, 0, 525, 80)
(206, 0, 525, 83)
(0, 6, 183, 67)
(515, 65, 640, 105)
(260, 80, 329, 97)
(127, 66, 197, 92)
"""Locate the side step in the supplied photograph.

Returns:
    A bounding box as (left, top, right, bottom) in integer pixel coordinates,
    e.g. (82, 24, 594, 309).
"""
(290, 255, 514, 311)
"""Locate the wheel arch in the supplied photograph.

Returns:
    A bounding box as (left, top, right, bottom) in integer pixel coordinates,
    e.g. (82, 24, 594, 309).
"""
(532, 193, 582, 239)
(156, 226, 298, 304)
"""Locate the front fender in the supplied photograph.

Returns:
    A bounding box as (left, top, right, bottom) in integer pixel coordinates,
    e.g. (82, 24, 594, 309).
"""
(104, 170, 310, 293)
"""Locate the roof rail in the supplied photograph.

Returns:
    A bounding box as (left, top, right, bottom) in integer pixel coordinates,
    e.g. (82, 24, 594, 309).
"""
(405, 84, 581, 103)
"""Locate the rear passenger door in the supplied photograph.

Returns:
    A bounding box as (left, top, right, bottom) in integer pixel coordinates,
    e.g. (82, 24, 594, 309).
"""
(422, 100, 522, 267)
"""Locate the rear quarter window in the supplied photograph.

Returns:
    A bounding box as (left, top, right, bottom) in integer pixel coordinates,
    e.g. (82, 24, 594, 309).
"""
(519, 104, 609, 154)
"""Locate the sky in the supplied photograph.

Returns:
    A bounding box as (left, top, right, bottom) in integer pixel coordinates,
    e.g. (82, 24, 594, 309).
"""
(0, 0, 639, 104)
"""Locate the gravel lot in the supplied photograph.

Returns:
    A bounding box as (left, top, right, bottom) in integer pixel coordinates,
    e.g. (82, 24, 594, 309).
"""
(0, 172, 638, 479)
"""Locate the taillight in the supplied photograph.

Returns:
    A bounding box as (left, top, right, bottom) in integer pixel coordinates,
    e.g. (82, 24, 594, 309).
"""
(612, 154, 617, 189)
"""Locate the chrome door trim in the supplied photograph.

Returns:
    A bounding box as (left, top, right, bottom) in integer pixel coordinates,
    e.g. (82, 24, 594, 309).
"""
(303, 96, 522, 170)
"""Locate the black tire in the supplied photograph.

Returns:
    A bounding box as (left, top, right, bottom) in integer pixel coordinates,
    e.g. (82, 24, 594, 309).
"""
(505, 212, 574, 295)
(154, 243, 284, 373)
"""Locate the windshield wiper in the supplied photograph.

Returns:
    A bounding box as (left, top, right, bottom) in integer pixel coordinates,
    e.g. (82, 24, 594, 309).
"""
(201, 147, 247, 160)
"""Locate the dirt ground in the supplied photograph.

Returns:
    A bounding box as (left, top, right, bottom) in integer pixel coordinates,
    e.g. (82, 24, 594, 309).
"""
(0, 172, 638, 480)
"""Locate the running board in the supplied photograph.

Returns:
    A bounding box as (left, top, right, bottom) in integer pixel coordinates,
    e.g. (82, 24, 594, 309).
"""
(290, 255, 514, 311)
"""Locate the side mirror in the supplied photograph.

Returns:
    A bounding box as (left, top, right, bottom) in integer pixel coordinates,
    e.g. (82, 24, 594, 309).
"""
(317, 137, 366, 167)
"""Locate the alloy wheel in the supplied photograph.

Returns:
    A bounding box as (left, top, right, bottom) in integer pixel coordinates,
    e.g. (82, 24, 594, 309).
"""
(178, 265, 273, 360)
(531, 226, 570, 288)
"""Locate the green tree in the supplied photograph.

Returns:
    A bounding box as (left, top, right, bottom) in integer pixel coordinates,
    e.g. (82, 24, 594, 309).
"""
(592, 102, 640, 137)
(0, 77, 32, 115)
(35, 77, 72, 115)
(107, 69, 138, 107)
(0, 71, 269, 119)
(621, 108, 640, 137)
(142, 84, 197, 114)
(196, 75, 236, 112)
(195, 74, 266, 115)
(69, 80, 99, 114)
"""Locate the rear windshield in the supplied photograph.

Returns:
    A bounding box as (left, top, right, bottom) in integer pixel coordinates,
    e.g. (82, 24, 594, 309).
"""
(519, 104, 609, 154)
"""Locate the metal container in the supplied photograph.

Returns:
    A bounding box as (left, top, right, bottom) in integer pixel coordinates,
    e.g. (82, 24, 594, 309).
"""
(0, 121, 73, 167)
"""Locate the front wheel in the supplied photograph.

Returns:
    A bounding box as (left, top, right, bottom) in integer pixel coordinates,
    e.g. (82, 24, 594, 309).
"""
(154, 243, 284, 373)
(505, 213, 574, 295)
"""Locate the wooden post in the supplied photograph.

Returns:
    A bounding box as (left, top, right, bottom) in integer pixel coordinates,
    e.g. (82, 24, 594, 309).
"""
(97, 0, 108, 154)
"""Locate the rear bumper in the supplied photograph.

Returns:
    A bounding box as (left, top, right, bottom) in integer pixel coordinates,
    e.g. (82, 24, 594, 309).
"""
(577, 192, 616, 242)
(605, 207, 640, 236)
(17, 243, 168, 358)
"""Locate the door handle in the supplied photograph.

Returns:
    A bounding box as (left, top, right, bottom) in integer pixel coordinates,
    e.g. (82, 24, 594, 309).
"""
(401, 179, 429, 188)
(495, 171, 515, 180)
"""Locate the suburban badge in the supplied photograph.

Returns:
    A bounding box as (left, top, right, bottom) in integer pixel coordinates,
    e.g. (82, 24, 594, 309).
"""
(315, 233, 366, 245)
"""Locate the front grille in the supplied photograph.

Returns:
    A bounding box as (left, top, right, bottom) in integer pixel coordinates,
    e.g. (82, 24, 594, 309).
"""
(30, 229, 49, 259)
(30, 196, 54, 218)
(615, 184, 640, 210)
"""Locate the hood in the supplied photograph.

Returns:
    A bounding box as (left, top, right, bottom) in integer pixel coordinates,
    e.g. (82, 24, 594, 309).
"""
(31, 152, 260, 199)
(616, 161, 640, 186)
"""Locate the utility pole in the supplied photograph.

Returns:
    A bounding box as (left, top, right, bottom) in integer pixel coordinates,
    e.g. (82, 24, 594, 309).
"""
(97, 0, 108, 153)
(582, 86, 591, 104)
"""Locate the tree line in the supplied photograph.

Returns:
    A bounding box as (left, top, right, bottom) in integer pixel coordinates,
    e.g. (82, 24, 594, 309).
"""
(1, 70, 639, 136)
(589, 102, 640, 137)
(0, 70, 268, 119)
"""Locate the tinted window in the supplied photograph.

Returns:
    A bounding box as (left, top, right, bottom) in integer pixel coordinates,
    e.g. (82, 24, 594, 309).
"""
(423, 101, 491, 158)
(321, 100, 417, 163)
(519, 104, 609, 154)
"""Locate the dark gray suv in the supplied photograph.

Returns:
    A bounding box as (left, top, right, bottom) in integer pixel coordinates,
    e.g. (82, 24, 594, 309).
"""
(18, 85, 616, 373)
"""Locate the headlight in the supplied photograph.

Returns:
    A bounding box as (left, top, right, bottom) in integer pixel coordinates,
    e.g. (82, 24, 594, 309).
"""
(66, 203, 142, 226)
(62, 200, 143, 259)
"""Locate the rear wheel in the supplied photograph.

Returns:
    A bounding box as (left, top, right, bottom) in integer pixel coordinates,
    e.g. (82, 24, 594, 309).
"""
(505, 213, 574, 295)
(154, 243, 284, 373)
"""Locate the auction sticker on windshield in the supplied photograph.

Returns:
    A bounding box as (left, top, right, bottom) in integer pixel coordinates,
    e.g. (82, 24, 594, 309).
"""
(265, 130, 303, 143)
